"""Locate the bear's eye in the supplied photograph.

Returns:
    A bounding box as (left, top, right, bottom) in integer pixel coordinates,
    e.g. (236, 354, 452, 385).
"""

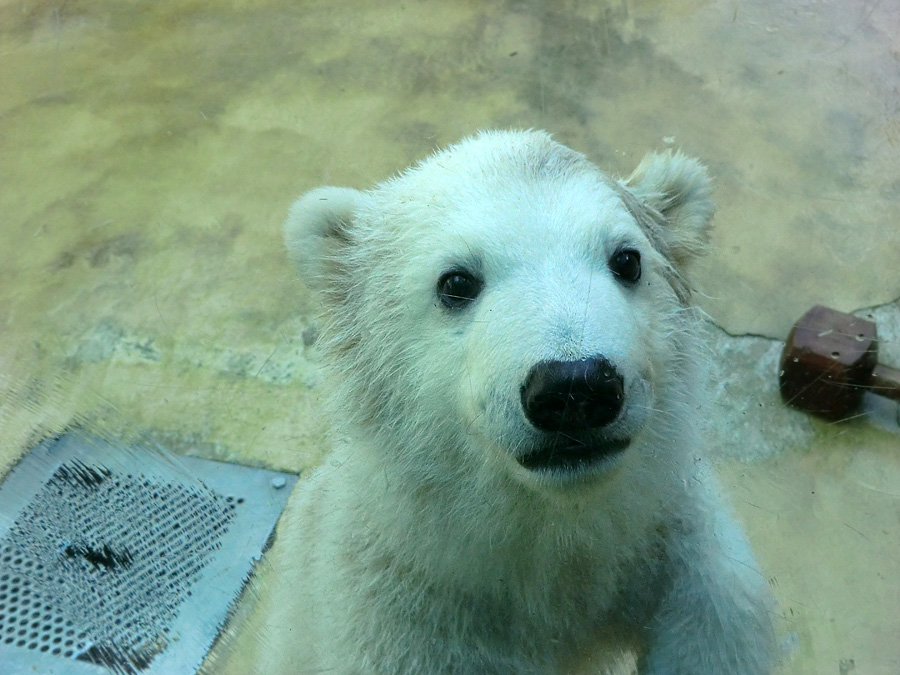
(437, 270, 482, 309)
(609, 249, 641, 284)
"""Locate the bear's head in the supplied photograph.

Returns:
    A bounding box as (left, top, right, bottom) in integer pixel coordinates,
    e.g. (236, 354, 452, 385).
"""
(285, 130, 713, 488)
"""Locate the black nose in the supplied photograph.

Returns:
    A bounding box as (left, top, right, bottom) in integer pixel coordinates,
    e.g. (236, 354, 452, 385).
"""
(521, 357, 624, 432)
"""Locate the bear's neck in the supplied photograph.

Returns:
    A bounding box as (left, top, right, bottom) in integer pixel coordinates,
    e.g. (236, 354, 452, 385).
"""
(341, 427, 674, 597)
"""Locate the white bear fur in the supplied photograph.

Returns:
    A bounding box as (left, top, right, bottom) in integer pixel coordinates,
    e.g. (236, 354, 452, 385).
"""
(262, 130, 776, 674)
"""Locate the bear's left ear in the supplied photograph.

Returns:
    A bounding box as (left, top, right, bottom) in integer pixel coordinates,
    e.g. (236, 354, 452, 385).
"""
(623, 151, 714, 270)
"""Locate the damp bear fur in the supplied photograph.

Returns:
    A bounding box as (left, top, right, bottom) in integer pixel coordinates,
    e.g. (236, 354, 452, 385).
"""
(262, 130, 776, 674)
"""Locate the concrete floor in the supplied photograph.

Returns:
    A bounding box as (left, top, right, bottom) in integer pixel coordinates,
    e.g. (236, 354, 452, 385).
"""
(1, 0, 899, 673)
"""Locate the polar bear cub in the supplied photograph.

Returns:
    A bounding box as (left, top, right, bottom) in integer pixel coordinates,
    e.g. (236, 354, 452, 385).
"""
(269, 130, 776, 674)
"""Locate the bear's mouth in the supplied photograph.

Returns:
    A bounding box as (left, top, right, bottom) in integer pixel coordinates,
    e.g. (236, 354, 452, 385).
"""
(517, 437, 631, 473)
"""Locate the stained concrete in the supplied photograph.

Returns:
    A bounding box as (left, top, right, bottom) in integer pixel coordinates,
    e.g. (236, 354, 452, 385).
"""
(1, 1, 898, 673)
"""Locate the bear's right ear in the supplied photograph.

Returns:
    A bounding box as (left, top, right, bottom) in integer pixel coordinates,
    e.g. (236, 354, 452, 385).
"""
(283, 186, 367, 293)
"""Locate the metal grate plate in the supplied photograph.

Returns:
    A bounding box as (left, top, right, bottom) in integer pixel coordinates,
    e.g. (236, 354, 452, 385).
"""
(0, 432, 297, 674)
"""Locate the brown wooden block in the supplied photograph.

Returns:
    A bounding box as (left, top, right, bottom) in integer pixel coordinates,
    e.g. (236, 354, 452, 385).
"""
(779, 305, 900, 420)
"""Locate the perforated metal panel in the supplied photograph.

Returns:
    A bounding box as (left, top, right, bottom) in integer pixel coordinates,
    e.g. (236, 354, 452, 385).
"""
(0, 432, 297, 674)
